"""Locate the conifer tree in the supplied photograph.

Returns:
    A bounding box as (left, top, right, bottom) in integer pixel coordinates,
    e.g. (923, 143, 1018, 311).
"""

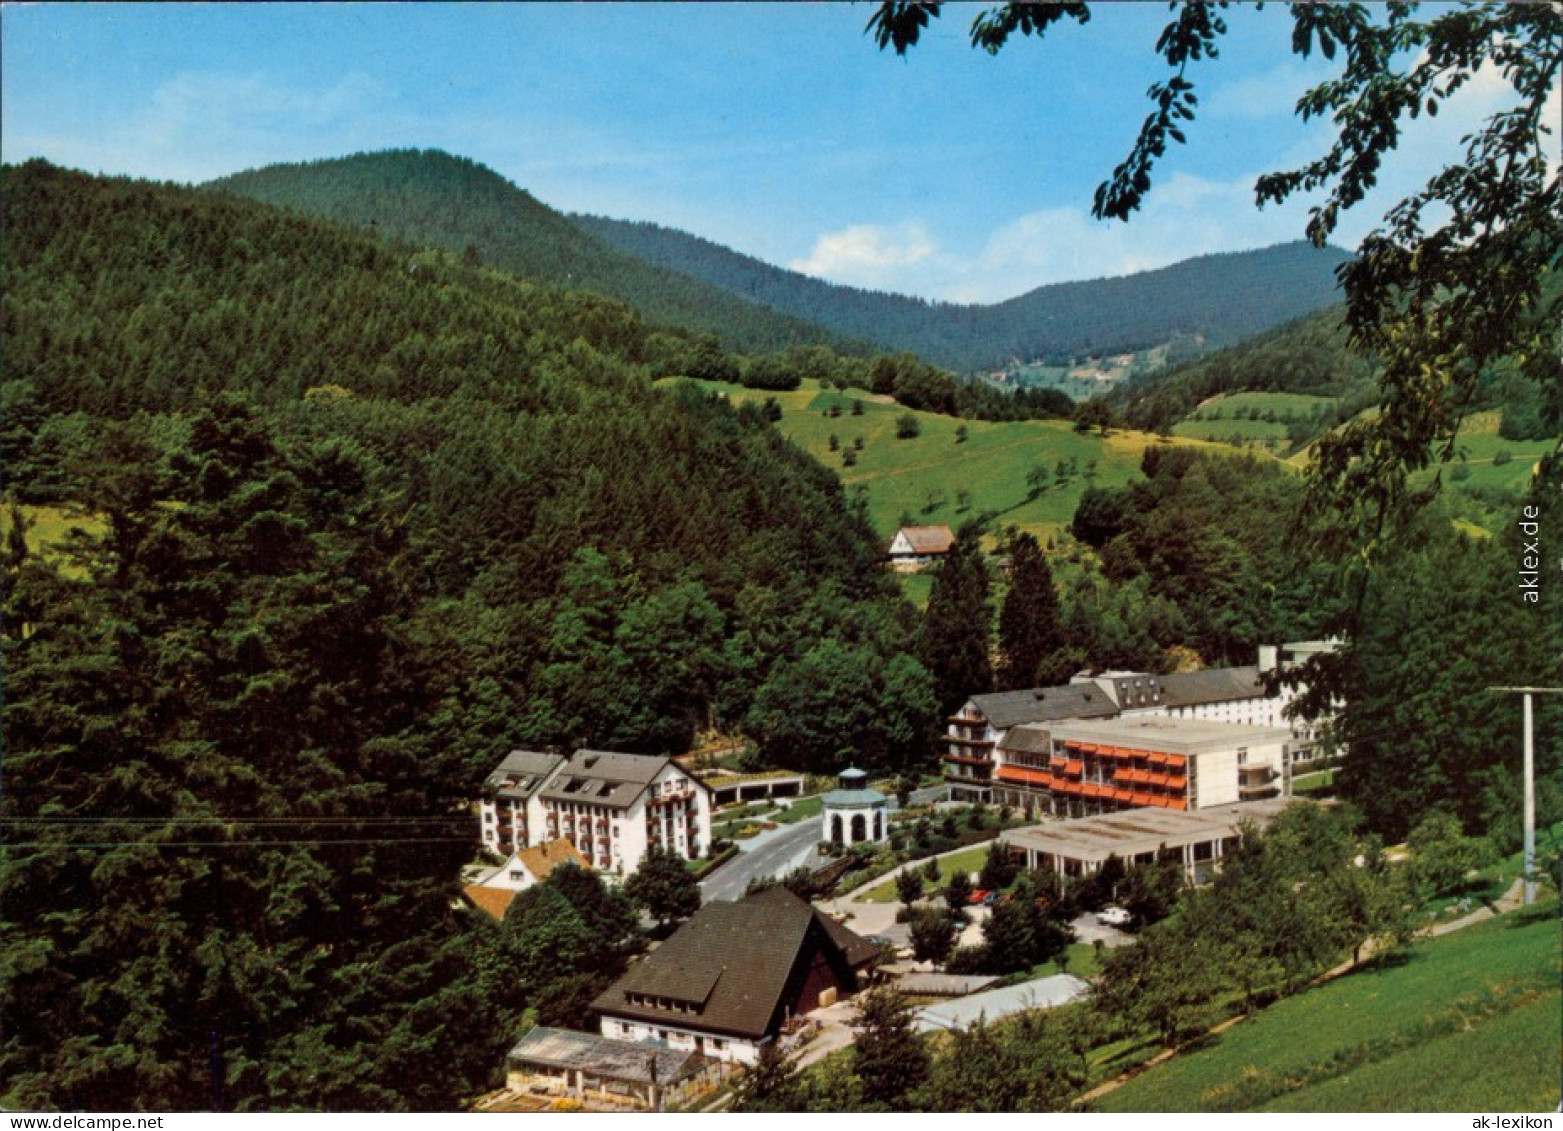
(996, 531, 1063, 690)
(918, 524, 992, 715)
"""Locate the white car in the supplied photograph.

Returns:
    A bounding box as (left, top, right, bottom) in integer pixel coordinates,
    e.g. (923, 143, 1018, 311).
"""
(1097, 906, 1132, 927)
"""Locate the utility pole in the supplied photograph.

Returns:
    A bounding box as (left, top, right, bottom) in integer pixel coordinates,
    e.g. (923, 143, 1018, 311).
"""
(1488, 687, 1562, 906)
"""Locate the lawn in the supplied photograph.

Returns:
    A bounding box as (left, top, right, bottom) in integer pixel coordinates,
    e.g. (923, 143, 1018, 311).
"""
(1095, 899, 1561, 1112)
(771, 795, 824, 825)
(1173, 392, 1339, 448)
(664, 378, 1259, 544)
(1258, 992, 1559, 1112)
(1290, 768, 1336, 795)
(857, 842, 992, 904)
(893, 570, 936, 610)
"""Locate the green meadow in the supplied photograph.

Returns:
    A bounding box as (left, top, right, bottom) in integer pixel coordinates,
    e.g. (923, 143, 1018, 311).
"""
(669, 378, 1255, 544)
(1173, 391, 1339, 447)
(1096, 900, 1561, 1113)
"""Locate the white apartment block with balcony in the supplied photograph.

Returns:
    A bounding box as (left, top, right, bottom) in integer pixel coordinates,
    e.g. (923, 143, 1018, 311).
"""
(479, 748, 712, 877)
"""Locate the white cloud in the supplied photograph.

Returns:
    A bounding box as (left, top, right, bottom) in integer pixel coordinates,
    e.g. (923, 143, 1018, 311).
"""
(789, 222, 939, 289)
(787, 169, 1320, 304)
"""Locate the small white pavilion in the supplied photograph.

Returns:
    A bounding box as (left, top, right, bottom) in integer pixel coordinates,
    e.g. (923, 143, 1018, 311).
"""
(822, 767, 890, 846)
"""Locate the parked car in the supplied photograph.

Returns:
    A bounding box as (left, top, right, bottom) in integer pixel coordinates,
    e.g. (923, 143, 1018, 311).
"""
(1097, 906, 1132, 927)
(967, 888, 993, 905)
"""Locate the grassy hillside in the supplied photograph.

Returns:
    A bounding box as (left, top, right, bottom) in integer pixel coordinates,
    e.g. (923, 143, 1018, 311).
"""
(1435, 410, 1559, 494)
(579, 211, 1350, 373)
(1172, 391, 1341, 451)
(1096, 900, 1560, 1113)
(669, 378, 1259, 545)
(1109, 306, 1376, 436)
(207, 149, 863, 357)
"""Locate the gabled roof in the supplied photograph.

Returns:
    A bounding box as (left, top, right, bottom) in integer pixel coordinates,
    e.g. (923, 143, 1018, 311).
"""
(462, 884, 517, 921)
(997, 723, 1052, 755)
(891, 525, 956, 555)
(966, 683, 1121, 730)
(516, 837, 587, 882)
(1157, 666, 1267, 708)
(592, 887, 878, 1039)
(539, 750, 679, 811)
(484, 749, 567, 800)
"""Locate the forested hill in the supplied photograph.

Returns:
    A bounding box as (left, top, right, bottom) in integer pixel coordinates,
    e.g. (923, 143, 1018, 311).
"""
(573, 212, 1353, 372)
(1103, 298, 1558, 445)
(206, 148, 865, 357)
(1103, 306, 1375, 433)
(1, 159, 936, 1110)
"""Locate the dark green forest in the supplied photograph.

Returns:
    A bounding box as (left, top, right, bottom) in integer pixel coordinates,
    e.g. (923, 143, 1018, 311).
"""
(207, 149, 869, 359)
(0, 159, 937, 1110)
(574, 211, 1351, 372)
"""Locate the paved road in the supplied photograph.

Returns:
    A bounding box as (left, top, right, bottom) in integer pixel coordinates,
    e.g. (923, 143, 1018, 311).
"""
(699, 816, 824, 903)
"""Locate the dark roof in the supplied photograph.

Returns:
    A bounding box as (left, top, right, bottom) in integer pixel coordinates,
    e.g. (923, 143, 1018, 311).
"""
(966, 684, 1120, 730)
(1157, 666, 1267, 708)
(593, 887, 878, 1039)
(539, 750, 676, 811)
(997, 724, 1052, 755)
(484, 749, 566, 800)
(508, 1027, 708, 1085)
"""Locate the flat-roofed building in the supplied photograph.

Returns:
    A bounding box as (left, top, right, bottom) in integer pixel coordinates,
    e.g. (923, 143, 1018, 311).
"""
(505, 1026, 725, 1111)
(1000, 797, 1296, 884)
(1040, 716, 1292, 818)
(942, 642, 1338, 803)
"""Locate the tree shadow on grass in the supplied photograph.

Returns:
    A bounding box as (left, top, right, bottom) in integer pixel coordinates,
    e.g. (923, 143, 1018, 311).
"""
(1504, 902, 1560, 930)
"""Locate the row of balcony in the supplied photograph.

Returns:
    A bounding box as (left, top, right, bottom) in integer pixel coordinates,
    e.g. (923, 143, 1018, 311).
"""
(1049, 778, 1190, 811)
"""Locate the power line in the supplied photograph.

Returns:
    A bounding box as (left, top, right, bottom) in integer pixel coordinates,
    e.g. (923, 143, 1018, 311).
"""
(1, 837, 478, 849)
(4, 815, 473, 825)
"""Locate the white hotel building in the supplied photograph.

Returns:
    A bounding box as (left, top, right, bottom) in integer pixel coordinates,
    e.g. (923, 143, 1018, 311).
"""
(479, 748, 712, 877)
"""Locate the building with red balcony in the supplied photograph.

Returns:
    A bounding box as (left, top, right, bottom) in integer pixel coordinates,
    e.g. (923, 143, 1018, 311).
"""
(1029, 716, 1292, 818)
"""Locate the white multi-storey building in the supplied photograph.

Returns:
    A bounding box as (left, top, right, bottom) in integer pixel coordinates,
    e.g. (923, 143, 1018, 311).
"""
(946, 641, 1338, 808)
(478, 748, 712, 877)
(1037, 715, 1293, 818)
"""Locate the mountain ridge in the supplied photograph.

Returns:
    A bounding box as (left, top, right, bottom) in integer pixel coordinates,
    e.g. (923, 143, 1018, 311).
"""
(206, 148, 870, 358)
(573, 210, 1354, 371)
(207, 148, 1350, 374)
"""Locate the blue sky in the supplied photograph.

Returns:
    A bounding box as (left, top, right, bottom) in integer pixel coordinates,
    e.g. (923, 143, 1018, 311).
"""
(2, 2, 1529, 302)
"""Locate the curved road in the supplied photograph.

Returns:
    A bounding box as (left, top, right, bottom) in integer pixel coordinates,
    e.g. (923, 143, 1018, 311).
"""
(698, 816, 824, 903)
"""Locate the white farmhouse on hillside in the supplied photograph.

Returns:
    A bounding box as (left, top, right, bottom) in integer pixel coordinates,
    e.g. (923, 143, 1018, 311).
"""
(888, 524, 955, 570)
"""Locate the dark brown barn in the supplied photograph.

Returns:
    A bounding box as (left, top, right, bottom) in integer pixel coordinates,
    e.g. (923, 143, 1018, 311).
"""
(591, 886, 879, 1063)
